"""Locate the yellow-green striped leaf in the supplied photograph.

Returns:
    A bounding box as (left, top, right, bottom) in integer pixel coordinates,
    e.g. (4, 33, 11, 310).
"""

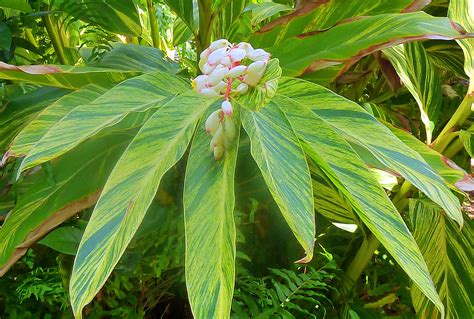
(0, 62, 137, 89)
(0, 87, 69, 153)
(409, 199, 473, 319)
(0, 132, 133, 275)
(278, 77, 462, 227)
(449, 0, 474, 86)
(267, 12, 470, 77)
(69, 92, 214, 318)
(384, 42, 442, 143)
(241, 105, 315, 262)
(18, 72, 189, 174)
(184, 108, 240, 318)
(9, 85, 109, 157)
(251, 0, 430, 48)
(274, 88, 443, 314)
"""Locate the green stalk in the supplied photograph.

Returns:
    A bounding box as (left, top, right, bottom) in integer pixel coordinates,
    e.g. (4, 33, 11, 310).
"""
(146, 0, 161, 49)
(42, 11, 68, 65)
(24, 29, 38, 48)
(196, 0, 213, 71)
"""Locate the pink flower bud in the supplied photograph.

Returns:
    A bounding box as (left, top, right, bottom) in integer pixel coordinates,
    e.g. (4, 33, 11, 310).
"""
(229, 48, 247, 62)
(220, 56, 232, 66)
(221, 100, 233, 115)
(192, 75, 209, 91)
(202, 63, 216, 75)
(209, 66, 227, 86)
(200, 88, 221, 97)
(237, 42, 254, 54)
(209, 39, 230, 51)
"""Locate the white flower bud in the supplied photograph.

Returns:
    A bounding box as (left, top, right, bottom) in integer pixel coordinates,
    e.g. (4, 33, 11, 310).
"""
(209, 66, 227, 86)
(237, 42, 254, 54)
(205, 110, 221, 135)
(200, 48, 210, 60)
(213, 81, 228, 93)
(200, 88, 221, 97)
(229, 48, 247, 62)
(227, 65, 247, 78)
(248, 48, 270, 61)
(220, 56, 232, 66)
(192, 74, 209, 91)
(202, 62, 216, 75)
(210, 125, 224, 150)
(235, 82, 249, 94)
(208, 47, 228, 65)
(243, 61, 266, 86)
(224, 117, 236, 141)
(221, 100, 233, 115)
(213, 144, 225, 160)
(209, 39, 230, 51)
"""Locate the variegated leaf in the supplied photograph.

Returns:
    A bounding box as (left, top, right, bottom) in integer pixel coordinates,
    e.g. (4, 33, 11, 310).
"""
(184, 108, 240, 318)
(69, 92, 215, 318)
(274, 87, 442, 314)
(241, 105, 315, 262)
(384, 42, 442, 143)
(409, 199, 473, 319)
(277, 77, 462, 226)
(18, 72, 189, 173)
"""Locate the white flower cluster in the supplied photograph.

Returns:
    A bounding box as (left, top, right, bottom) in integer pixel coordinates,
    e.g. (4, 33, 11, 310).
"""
(192, 39, 270, 160)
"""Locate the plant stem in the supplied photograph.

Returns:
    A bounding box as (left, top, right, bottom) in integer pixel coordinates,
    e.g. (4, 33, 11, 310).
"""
(146, 0, 161, 49)
(443, 137, 465, 159)
(42, 10, 68, 65)
(196, 0, 212, 71)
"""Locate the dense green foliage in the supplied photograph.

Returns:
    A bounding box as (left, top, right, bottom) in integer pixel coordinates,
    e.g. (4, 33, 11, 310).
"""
(0, 0, 473, 318)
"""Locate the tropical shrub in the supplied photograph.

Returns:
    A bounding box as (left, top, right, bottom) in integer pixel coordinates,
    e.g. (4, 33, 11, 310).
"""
(0, 0, 472, 318)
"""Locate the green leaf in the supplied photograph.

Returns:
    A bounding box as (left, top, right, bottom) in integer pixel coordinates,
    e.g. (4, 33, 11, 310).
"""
(384, 42, 443, 143)
(251, 0, 429, 48)
(274, 83, 443, 314)
(69, 92, 214, 318)
(0, 0, 32, 12)
(449, 0, 474, 83)
(266, 12, 470, 77)
(236, 58, 281, 111)
(0, 63, 138, 89)
(460, 129, 474, 157)
(9, 85, 109, 157)
(184, 108, 241, 318)
(409, 199, 473, 318)
(277, 77, 462, 226)
(0, 87, 69, 153)
(0, 22, 12, 50)
(241, 104, 315, 262)
(247, 2, 292, 26)
(18, 72, 189, 173)
(164, 0, 198, 34)
(38, 226, 83, 255)
(0, 132, 133, 275)
(58, 0, 142, 37)
(91, 44, 180, 73)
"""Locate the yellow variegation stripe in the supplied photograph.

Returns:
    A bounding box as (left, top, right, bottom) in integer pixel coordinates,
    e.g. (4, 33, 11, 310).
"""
(278, 77, 462, 226)
(384, 42, 442, 143)
(409, 200, 473, 318)
(9, 84, 109, 156)
(184, 108, 240, 318)
(275, 90, 443, 315)
(69, 92, 216, 318)
(241, 104, 315, 262)
(19, 72, 189, 173)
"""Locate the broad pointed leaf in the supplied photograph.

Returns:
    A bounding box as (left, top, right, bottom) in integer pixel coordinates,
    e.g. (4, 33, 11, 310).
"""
(266, 12, 470, 76)
(19, 72, 189, 173)
(0, 62, 138, 89)
(241, 105, 314, 262)
(384, 42, 443, 143)
(0, 132, 133, 275)
(184, 108, 240, 318)
(409, 199, 473, 318)
(69, 92, 215, 318)
(9, 85, 109, 157)
(277, 77, 462, 226)
(274, 88, 443, 314)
